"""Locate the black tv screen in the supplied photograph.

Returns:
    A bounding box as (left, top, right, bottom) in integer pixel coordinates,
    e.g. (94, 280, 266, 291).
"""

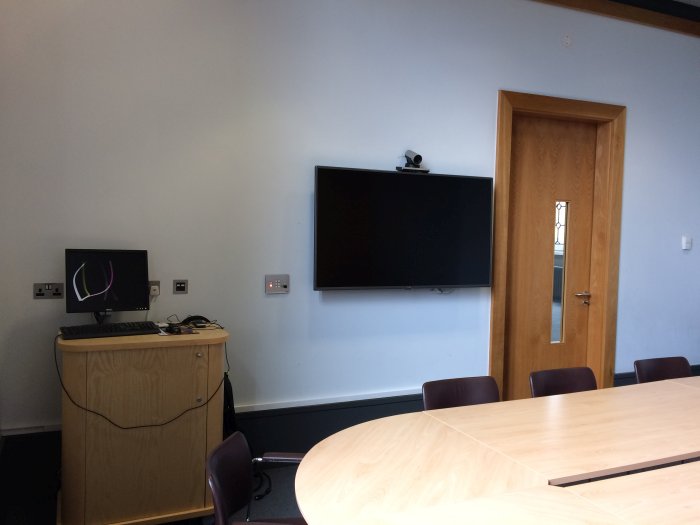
(314, 166, 493, 290)
(65, 249, 150, 314)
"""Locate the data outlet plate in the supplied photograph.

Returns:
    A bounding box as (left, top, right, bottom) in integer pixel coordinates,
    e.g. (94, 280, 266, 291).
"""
(149, 280, 160, 296)
(33, 282, 64, 299)
(265, 274, 290, 295)
(173, 279, 188, 294)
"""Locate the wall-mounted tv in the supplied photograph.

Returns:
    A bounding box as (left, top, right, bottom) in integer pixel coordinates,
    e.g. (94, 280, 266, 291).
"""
(65, 249, 150, 316)
(314, 166, 493, 290)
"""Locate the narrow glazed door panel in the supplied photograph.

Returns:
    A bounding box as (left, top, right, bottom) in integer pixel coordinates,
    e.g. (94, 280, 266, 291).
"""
(504, 115, 596, 400)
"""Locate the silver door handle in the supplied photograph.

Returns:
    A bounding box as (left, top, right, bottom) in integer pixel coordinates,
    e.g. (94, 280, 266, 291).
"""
(575, 291, 591, 305)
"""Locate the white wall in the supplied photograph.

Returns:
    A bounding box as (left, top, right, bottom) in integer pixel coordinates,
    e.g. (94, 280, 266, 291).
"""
(1, 0, 699, 431)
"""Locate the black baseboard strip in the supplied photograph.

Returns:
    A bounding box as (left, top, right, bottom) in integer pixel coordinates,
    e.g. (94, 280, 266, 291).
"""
(236, 394, 424, 457)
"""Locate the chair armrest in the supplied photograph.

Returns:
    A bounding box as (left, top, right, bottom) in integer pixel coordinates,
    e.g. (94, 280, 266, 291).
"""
(253, 451, 305, 464)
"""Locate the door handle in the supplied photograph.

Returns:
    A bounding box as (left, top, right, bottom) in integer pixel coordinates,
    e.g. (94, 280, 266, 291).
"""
(575, 291, 591, 305)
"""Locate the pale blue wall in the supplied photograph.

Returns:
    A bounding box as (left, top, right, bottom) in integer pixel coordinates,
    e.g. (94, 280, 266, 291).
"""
(1, 0, 698, 430)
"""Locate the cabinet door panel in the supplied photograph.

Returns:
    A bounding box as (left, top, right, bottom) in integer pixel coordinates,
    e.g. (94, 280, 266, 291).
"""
(85, 345, 209, 523)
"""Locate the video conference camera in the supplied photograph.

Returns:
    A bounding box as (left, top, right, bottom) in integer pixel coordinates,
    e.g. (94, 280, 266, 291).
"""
(396, 149, 429, 173)
(404, 150, 422, 168)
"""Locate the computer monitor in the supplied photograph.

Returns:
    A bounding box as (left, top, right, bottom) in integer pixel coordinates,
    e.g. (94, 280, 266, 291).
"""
(65, 249, 150, 322)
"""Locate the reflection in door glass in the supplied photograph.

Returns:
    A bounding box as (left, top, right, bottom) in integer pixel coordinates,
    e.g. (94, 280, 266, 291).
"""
(551, 201, 568, 343)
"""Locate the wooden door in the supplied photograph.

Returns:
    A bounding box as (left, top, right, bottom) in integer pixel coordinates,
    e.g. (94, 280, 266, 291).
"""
(504, 116, 596, 399)
(490, 91, 627, 400)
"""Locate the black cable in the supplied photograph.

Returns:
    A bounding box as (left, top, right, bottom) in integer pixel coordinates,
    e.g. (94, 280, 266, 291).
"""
(54, 334, 231, 430)
(253, 471, 272, 500)
(199, 321, 231, 371)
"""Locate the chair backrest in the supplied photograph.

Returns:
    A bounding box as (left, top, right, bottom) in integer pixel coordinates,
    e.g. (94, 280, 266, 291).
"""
(422, 376, 500, 410)
(529, 367, 597, 398)
(634, 356, 691, 383)
(207, 431, 253, 525)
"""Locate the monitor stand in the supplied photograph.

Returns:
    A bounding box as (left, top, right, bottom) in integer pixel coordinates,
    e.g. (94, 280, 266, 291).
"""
(93, 310, 112, 325)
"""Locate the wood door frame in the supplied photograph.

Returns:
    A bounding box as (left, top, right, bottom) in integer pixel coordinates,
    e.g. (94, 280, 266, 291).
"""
(489, 90, 626, 394)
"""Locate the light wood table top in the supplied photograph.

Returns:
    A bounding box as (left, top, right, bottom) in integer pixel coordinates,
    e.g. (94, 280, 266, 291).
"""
(295, 378, 700, 524)
(58, 327, 229, 352)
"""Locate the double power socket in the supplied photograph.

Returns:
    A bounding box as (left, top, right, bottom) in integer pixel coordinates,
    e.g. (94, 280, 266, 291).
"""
(33, 282, 64, 299)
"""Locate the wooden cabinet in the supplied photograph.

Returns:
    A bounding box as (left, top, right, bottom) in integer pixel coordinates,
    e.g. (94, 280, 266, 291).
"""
(59, 329, 228, 524)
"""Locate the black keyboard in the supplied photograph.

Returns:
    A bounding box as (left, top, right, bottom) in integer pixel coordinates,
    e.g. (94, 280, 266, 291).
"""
(60, 321, 161, 340)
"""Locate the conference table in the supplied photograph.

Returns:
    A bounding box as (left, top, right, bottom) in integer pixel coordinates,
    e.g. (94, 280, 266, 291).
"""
(295, 377, 700, 524)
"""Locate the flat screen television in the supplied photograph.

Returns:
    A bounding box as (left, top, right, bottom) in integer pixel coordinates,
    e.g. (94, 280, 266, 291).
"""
(314, 166, 493, 290)
(65, 249, 150, 318)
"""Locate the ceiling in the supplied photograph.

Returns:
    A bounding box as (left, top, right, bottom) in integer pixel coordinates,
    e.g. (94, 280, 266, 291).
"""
(537, 0, 700, 37)
(632, 0, 700, 18)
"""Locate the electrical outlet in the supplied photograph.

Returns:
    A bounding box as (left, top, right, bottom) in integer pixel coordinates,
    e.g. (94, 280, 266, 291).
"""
(173, 279, 188, 294)
(33, 282, 64, 299)
(149, 280, 160, 296)
(265, 274, 290, 295)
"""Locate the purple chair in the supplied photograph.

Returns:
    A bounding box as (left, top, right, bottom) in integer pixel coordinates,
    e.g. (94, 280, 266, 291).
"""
(634, 356, 691, 383)
(207, 431, 306, 525)
(529, 366, 597, 398)
(422, 376, 500, 410)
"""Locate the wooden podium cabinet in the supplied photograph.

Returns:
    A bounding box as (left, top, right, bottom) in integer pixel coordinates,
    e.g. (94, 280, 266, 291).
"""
(58, 329, 229, 525)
